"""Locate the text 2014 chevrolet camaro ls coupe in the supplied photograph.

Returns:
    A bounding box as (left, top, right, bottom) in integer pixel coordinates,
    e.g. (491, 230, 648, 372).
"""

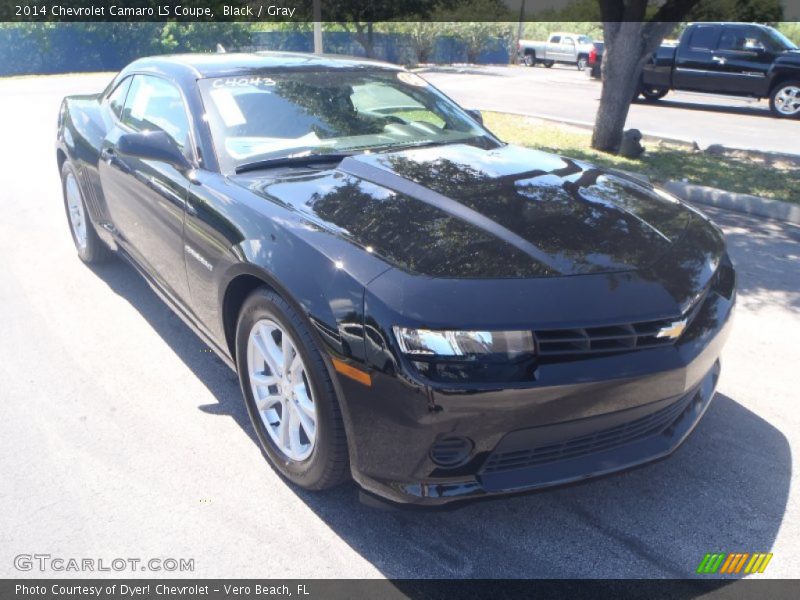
(57, 53, 735, 505)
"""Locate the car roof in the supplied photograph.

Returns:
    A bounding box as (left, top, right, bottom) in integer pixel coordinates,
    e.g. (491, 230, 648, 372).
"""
(124, 51, 403, 80)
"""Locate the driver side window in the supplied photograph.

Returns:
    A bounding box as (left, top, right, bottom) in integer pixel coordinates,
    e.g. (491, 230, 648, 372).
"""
(718, 29, 766, 52)
(121, 75, 192, 151)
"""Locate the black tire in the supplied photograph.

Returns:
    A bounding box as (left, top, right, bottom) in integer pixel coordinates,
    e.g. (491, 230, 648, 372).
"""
(577, 56, 588, 71)
(61, 161, 112, 264)
(769, 80, 800, 119)
(639, 86, 669, 102)
(544, 60, 554, 68)
(236, 288, 349, 490)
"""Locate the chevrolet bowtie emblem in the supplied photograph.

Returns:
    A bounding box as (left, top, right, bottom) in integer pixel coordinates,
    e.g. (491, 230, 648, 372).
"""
(656, 318, 688, 340)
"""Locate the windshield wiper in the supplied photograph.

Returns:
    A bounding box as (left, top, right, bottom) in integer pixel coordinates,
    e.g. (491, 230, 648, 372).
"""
(376, 140, 454, 152)
(235, 152, 354, 174)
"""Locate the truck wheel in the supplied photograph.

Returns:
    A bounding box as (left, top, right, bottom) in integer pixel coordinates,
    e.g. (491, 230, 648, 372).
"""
(639, 86, 668, 102)
(523, 52, 535, 67)
(769, 81, 800, 118)
(544, 61, 554, 68)
(577, 57, 588, 71)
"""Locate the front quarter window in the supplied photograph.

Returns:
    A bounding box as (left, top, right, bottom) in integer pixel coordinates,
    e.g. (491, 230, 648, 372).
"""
(105, 77, 131, 119)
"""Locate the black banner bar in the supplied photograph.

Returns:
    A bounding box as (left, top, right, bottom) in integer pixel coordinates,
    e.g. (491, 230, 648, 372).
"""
(3, 579, 800, 600)
(1, 0, 800, 23)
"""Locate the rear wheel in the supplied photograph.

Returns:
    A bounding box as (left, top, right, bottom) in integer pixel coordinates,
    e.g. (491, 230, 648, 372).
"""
(577, 56, 588, 71)
(769, 81, 800, 118)
(639, 86, 669, 102)
(236, 288, 349, 490)
(61, 161, 112, 264)
(523, 52, 535, 67)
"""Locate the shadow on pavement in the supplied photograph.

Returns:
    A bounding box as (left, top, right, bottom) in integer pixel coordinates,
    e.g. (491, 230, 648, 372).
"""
(705, 207, 800, 313)
(89, 255, 790, 580)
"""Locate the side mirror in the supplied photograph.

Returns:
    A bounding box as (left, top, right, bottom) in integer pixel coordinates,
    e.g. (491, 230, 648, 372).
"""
(117, 130, 191, 171)
(466, 109, 483, 125)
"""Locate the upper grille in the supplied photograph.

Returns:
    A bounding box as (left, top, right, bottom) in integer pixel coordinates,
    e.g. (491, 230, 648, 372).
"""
(481, 393, 693, 474)
(534, 317, 679, 357)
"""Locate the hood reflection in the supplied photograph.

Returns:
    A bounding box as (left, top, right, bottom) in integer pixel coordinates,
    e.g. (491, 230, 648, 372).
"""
(241, 143, 718, 292)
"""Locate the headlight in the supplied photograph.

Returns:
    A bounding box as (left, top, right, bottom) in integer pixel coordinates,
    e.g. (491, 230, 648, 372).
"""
(392, 327, 535, 358)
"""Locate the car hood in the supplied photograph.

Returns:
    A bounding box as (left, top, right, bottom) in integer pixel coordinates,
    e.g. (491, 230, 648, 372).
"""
(236, 143, 697, 279)
(776, 49, 800, 64)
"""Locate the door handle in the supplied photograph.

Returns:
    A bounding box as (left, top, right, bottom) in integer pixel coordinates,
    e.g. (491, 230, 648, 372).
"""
(712, 56, 726, 64)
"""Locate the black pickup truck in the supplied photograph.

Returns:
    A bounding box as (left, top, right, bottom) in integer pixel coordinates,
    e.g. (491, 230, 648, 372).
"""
(640, 22, 800, 118)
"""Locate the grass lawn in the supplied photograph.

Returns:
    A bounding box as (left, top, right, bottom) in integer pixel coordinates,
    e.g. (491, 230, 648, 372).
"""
(483, 112, 800, 205)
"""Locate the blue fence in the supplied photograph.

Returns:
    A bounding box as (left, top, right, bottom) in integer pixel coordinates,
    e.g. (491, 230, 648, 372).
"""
(0, 26, 511, 77)
(246, 31, 511, 65)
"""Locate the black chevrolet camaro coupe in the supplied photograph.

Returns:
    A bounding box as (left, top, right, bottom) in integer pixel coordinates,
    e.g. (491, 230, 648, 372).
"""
(57, 53, 735, 505)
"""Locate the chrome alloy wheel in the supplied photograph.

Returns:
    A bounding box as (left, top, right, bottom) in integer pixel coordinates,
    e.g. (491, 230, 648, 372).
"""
(65, 172, 87, 250)
(774, 85, 800, 116)
(247, 318, 317, 461)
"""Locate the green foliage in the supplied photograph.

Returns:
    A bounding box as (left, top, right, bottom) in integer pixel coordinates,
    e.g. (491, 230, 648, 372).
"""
(521, 22, 603, 41)
(447, 22, 516, 63)
(688, 0, 783, 22)
(778, 22, 800, 45)
(383, 22, 442, 64)
(159, 22, 251, 53)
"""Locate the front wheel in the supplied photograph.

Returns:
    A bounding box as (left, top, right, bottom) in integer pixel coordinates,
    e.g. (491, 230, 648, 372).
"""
(769, 81, 800, 118)
(61, 161, 112, 264)
(639, 86, 669, 102)
(236, 288, 349, 490)
(544, 60, 554, 68)
(577, 57, 588, 71)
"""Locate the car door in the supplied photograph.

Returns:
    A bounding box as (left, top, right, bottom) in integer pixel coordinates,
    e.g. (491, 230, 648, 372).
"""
(545, 35, 561, 61)
(673, 25, 723, 92)
(711, 26, 775, 96)
(559, 36, 577, 62)
(98, 74, 194, 304)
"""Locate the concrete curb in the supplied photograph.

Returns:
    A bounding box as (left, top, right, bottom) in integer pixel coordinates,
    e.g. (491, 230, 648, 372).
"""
(487, 110, 702, 151)
(493, 109, 800, 159)
(664, 181, 800, 225)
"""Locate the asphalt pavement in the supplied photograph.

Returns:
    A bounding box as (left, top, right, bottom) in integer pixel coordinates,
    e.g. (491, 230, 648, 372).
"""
(1, 74, 799, 580)
(421, 64, 800, 156)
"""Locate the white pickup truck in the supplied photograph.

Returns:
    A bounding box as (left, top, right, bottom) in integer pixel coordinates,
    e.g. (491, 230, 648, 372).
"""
(518, 33, 595, 70)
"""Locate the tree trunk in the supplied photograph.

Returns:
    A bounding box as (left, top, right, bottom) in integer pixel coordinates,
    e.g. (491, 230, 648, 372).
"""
(365, 22, 375, 58)
(591, 21, 648, 152)
(350, 21, 375, 59)
(591, 0, 693, 152)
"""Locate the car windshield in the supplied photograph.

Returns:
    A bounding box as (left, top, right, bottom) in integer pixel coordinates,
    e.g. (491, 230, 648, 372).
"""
(199, 68, 498, 172)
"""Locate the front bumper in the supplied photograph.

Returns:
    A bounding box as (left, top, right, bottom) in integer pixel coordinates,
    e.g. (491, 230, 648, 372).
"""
(337, 274, 734, 506)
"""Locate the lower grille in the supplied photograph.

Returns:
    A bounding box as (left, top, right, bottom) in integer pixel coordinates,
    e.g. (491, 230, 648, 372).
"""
(481, 395, 692, 474)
